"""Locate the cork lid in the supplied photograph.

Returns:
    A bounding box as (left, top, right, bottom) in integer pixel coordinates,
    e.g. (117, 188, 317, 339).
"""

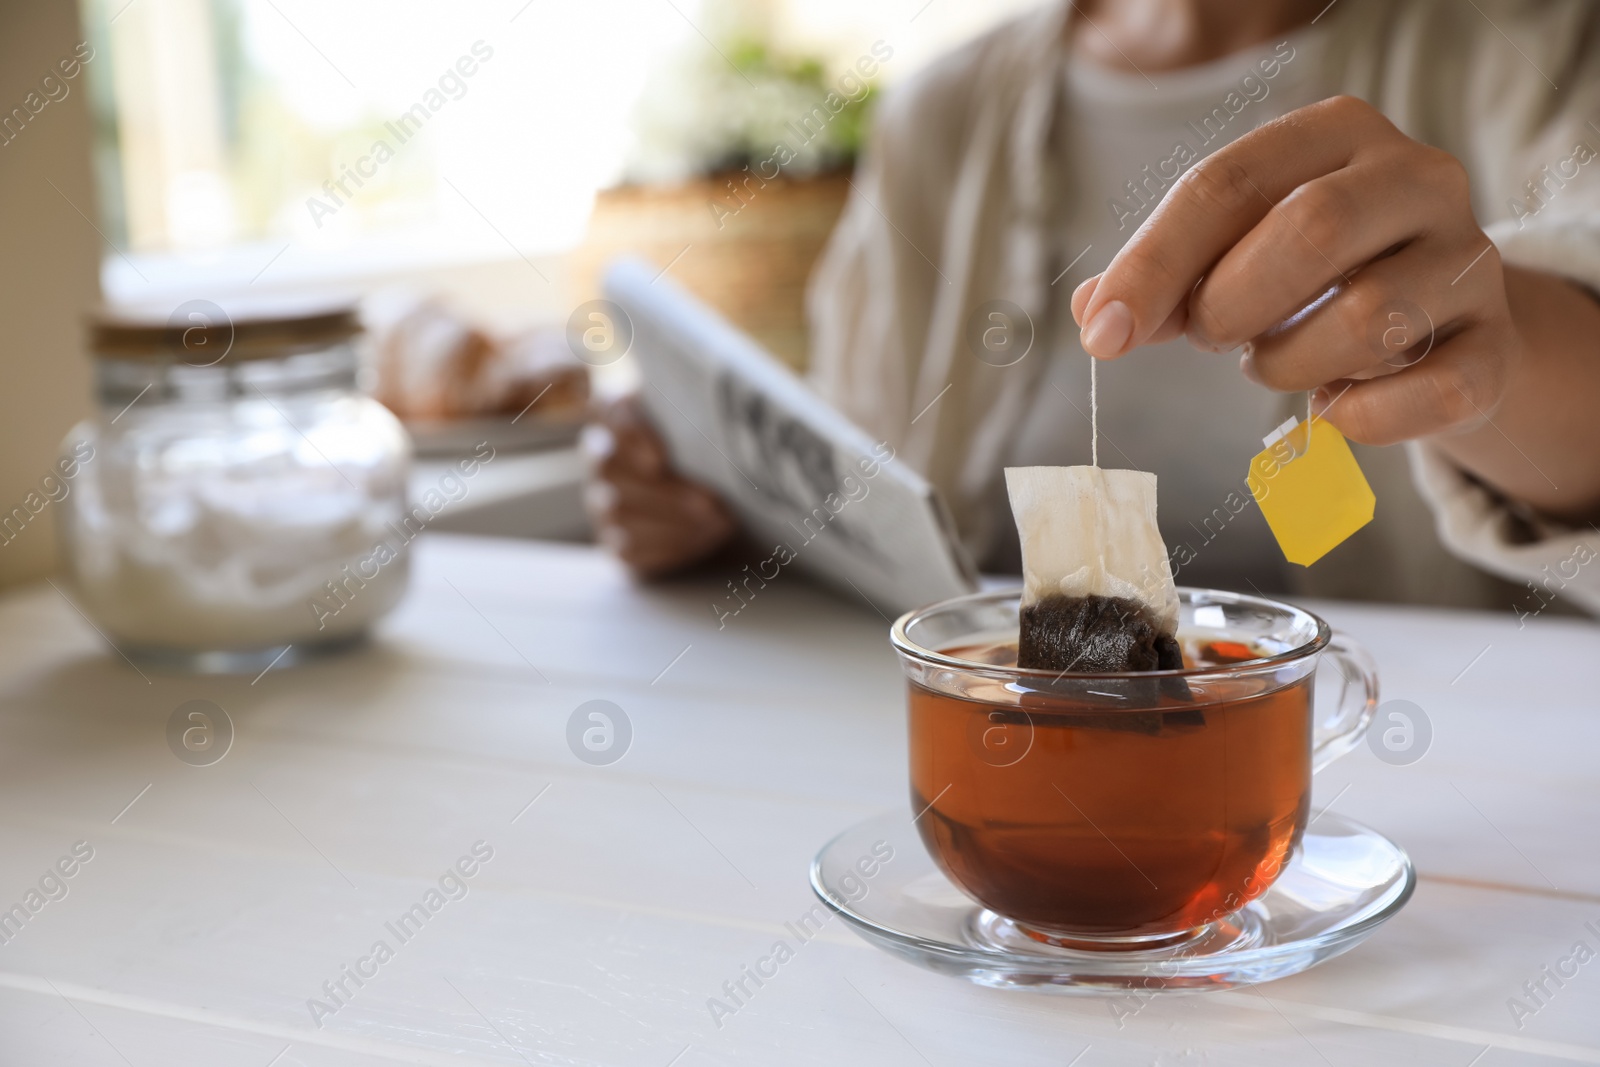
(91, 297, 361, 363)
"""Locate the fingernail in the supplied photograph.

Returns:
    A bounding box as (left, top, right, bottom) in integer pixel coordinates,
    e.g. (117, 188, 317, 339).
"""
(583, 481, 617, 514)
(1238, 344, 1260, 384)
(1309, 386, 1332, 414)
(1071, 275, 1102, 324)
(1081, 300, 1133, 358)
(579, 423, 615, 460)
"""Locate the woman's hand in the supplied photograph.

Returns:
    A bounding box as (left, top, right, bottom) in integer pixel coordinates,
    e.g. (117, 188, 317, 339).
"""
(1071, 94, 1600, 521)
(583, 396, 738, 577)
(1072, 94, 1513, 440)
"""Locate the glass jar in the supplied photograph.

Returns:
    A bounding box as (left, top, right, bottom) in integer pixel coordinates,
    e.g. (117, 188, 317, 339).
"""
(60, 300, 411, 672)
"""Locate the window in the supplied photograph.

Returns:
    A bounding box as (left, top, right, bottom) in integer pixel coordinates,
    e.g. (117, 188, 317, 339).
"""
(83, 0, 1036, 306)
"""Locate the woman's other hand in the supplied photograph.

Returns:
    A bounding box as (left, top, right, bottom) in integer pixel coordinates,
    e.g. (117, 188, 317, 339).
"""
(583, 396, 738, 577)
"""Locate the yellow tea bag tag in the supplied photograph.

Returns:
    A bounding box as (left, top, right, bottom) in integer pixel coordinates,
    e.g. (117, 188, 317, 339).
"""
(1246, 416, 1375, 566)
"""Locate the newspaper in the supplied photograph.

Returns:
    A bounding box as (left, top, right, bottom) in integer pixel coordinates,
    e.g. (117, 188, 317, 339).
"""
(604, 258, 978, 618)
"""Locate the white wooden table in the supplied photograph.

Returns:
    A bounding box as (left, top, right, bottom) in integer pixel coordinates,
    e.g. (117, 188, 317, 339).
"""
(0, 534, 1595, 1066)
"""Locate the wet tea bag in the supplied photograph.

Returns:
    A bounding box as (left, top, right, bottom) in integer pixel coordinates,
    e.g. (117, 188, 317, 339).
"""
(1005, 466, 1182, 673)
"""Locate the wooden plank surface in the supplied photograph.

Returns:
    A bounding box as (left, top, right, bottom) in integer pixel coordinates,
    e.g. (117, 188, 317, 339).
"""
(0, 534, 1594, 1065)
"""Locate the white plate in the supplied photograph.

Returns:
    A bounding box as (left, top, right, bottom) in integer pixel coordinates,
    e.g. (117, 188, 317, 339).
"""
(404, 413, 582, 458)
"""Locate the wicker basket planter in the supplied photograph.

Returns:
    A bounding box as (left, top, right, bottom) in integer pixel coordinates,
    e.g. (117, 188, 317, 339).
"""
(573, 169, 852, 370)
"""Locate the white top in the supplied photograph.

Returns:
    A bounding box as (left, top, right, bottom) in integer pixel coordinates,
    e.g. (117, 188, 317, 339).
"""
(1, 535, 1596, 1063)
(1008, 30, 1331, 592)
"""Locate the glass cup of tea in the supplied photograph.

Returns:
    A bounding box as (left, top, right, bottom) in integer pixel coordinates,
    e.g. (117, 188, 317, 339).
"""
(891, 587, 1377, 949)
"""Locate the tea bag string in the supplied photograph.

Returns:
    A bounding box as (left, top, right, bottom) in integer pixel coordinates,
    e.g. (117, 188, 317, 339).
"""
(1301, 390, 1313, 457)
(1089, 355, 1099, 468)
(1086, 364, 1312, 467)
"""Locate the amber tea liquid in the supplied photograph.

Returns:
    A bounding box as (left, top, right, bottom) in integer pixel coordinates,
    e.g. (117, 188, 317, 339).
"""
(909, 640, 1312, 939)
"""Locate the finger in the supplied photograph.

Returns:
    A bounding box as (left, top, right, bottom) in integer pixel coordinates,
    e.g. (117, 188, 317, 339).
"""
(1312, 334, 1510, 445)
(587, 467, 715, 520)
(603, 510, 735, 577)
(1188, 149, 1469, 349)
(599, 392, 647, 429)
(1149, 299, 1189, 348)
(580, 420, 615, 465)
(607, 478, 728, 528)
(586, 413, 668, 481)
(600, 524, 708, 576)
(1081, 96, 1398, 358)
(598, 393, 666, 449)
(616, 421, 668, 477)
(1244, 235, 1496, 392)
(1076, 274, 1187, 350)
(1071, 275, 1100, 326)
(608, 511, 728, 553)
(590, 436, 661, 483)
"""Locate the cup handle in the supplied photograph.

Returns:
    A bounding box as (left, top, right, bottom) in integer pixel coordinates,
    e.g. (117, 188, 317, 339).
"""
(1311, 633, 1379, 774)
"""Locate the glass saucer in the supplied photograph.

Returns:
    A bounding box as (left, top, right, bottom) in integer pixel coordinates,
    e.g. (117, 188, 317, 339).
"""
(811, 810, 1415, 992)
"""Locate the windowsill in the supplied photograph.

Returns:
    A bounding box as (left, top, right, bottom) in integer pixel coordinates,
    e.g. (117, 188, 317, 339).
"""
(101, 228, 576, 330)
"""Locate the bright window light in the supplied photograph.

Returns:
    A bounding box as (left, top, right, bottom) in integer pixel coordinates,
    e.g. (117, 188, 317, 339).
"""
(82, 0, 1037, 304)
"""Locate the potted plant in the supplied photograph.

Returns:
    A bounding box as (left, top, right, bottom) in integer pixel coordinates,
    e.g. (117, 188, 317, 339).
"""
(575, 0, 884, 369)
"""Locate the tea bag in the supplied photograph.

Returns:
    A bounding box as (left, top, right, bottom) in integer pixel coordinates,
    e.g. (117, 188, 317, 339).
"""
(1005, 466, 1182, 673)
